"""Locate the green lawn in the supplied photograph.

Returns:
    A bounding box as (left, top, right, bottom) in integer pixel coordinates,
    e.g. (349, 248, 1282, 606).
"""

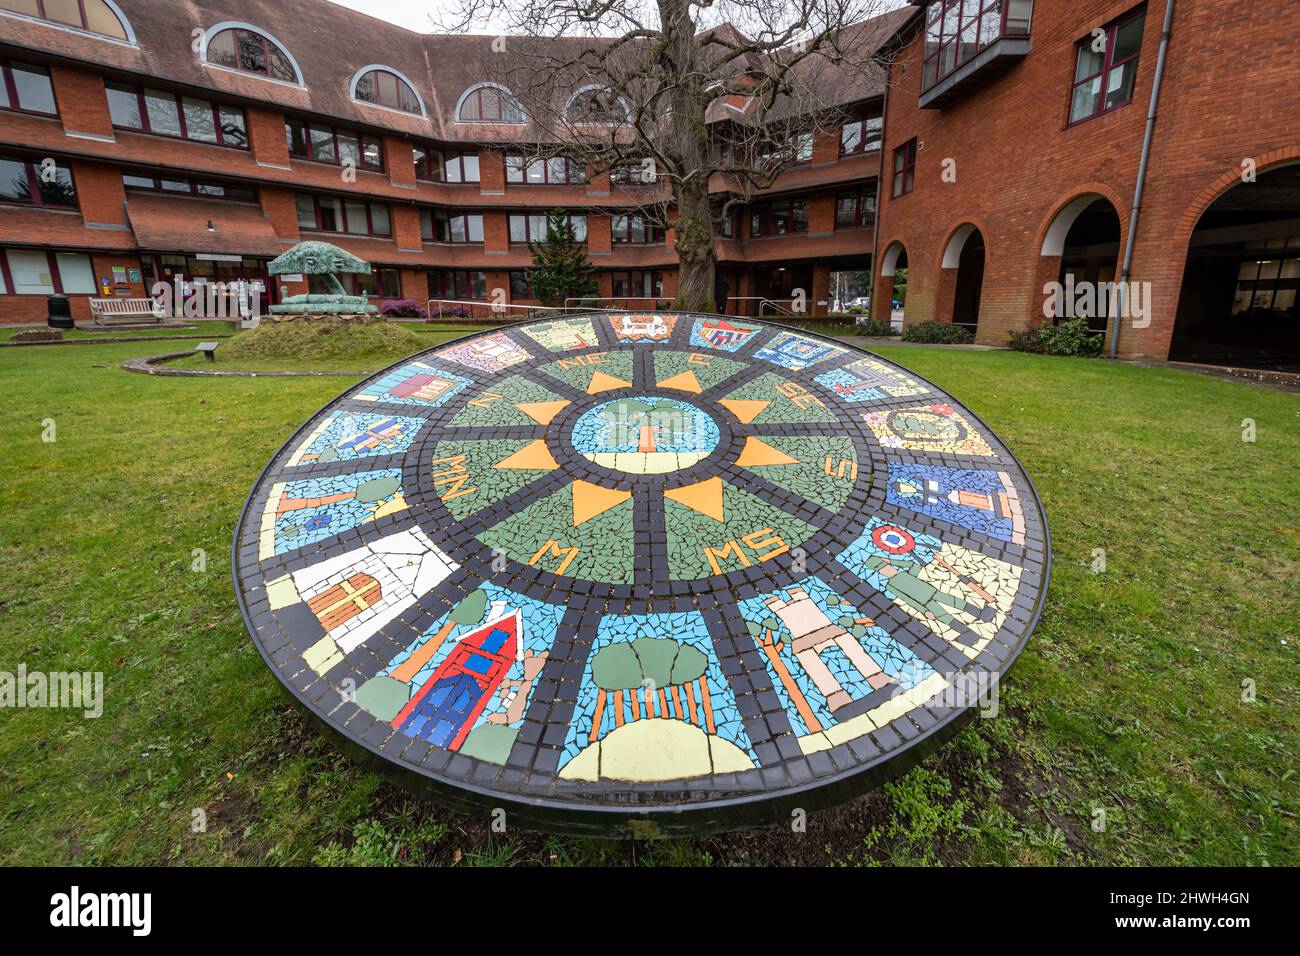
(0, 335, 1295, 866)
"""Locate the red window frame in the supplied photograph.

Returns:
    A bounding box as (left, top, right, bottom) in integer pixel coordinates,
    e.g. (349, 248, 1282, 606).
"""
(121, 173, 257, 202)
(0, 61, 57, 117)
(0, 154, 78, 209)
(353, 69, 421, 114)
(428, 269, 488, 300)
(508, 213, 586, 243)
(0, 249, 95, 295)
(610, 270, 664, 300)
(835, 188, 874, 228)
(509, 270, 533, 299)
(505, 154, 586, 185)
(892, 139, 917, 198)
(1067, 10, 1145, 126)
(207, 28, 296, 82)
(457, 86, 520, 123)
(413, 146, 480, 183)
(10, 0, 127, 38)
(420, 210, 484, 243)
(748, 199, 810, 238)
(297, 194, 391, 237)
(839, 115, 883, 156)
(106, 83, 248, 149)
(325, 267, 401, 298)
(611, 213, 665, 244)
(285, 119, 383, 171)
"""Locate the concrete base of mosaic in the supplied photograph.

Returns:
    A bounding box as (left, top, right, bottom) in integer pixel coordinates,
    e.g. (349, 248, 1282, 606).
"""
(233, 311, 1050, 835)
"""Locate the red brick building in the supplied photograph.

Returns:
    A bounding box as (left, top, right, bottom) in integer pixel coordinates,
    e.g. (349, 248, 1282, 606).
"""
(0, 0, 907, 324)
(873, 0, 1300, 366)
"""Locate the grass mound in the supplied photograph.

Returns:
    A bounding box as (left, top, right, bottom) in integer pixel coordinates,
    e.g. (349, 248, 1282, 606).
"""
(220, 317, 426, 368)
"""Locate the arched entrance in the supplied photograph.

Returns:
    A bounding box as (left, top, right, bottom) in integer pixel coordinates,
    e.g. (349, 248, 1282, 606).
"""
(1042, 197, 1123, 332)
(876, 241, 907, 330)
(1171, 164, 1300, 369)
(942, 225, 984, 335)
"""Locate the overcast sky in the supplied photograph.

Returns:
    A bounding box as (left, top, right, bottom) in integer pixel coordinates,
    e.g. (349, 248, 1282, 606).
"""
(327, 0, 909, 35)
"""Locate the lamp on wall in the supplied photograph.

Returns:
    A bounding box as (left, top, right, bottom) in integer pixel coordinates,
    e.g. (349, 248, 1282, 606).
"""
(207, 220, 216, 233)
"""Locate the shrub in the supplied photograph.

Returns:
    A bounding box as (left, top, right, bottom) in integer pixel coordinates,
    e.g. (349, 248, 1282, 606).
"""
(427, 305, 470, 320)
(902, 321, 974, 344)
(1009, 317, 1103, 357)
(379, 299, 427, 319)
(852, 316, 897, 337)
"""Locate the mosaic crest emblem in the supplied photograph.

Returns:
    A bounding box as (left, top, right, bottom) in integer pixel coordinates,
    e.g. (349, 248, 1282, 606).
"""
(234, 313, 1049, 834)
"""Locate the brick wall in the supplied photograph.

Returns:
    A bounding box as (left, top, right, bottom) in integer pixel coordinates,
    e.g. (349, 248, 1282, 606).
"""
(873, 0, 1300, 360)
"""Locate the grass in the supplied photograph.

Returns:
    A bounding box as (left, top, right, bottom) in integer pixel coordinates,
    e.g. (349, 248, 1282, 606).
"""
(0, 335, 1296, 866)
(0, 319, 237, 342)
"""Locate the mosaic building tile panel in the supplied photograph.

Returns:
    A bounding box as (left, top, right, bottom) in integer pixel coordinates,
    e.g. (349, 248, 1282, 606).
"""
(353, 361, 472, 409)
(235, 314, 1049, 834)
(287, 412, 424, 466)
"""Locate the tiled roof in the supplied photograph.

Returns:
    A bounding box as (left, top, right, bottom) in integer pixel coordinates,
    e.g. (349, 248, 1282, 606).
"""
(124, 192, 286, 255)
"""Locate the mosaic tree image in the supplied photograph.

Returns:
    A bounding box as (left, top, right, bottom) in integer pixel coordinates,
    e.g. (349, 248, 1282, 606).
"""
(234, 313, 1049, 833)
(437, 0, 899, 310)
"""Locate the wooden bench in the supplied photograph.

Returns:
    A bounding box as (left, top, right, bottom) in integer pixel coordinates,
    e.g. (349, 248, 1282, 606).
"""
(194, 342, 220, 363)
(90, 297, 167, 326)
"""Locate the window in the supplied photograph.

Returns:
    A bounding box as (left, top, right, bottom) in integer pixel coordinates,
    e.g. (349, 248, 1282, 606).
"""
(892, 139, 917, 198)
(106, 83, 248, 148)
(505, 154, 585, 185)
(509, 213, 586, 243)
(611, 214, 664, 244)
(1068, 11, 1145, 125)
(419, 209, 484, 243)
(312, 267, 400, 298)
(611, 159, 658, 186)
(922, 0, 1035, 90)
(610, 270, 664, 300)
(749, 199, 809, 237)
(296, 194, 391, 236)
(840, 116, 882, 156)
(757, 132, 812, 171)
(413, 146, 479, 183)
(205, 27, 298, 83)
(715, 212, 735, 238)
(566, 86, 627, 125)
(0, 155, 76, 208)
(0, 0, 131, 41)
(509, 270, 532, 298)
(0, 248, 96, 294)
(428, 269, 487, 300)
(836, 188, 875, 228)
(353, 68, 422, 115)
(456, 84, 523, 123)
(122, 173, 257, 202)
(0, 61, 57, 115)
(286, 119, 383, 170)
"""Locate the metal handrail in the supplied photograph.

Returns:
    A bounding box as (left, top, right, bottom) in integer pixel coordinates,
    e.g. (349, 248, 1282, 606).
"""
(424, 298, 563, 320)
(562, 296, 666, 313)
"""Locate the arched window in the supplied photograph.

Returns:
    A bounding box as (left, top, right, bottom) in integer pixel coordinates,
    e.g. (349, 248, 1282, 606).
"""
(204, 25, 300, 84)
(0, 0, 132, 41)
(353, 67, 423, 115)
(566, 86, 627, 125)
(456, 84, 523, 124)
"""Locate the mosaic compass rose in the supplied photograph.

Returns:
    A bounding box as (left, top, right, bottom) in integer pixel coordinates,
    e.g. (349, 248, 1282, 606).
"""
(233, 312, 1050, 834)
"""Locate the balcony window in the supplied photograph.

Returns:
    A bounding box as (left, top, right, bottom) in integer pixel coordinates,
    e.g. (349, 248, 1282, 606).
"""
(891, 139, 917, 198)
(419, 209, 484, 243)
(296, 194, 391, 237)
(1068, 10, 1145, 125)
(0, 61, 57, 115)
(508, 213, 586, 243)
(428, 269, 487, 300)
(505, 154, 585, 185)
(611, 270, 663, 300)
(749, 199, 809, 238)
(611, 214, 664, 244)
(286, 119, 383, 170)
(413, 146, 479, 183)
(0, 154, 76, 208)
(836, 188, 875, 228)
(840, 116, 882, 156)
(122, 173, 257, 202)
(922, 0, 1034, 91)
(107, 83, 248, 148)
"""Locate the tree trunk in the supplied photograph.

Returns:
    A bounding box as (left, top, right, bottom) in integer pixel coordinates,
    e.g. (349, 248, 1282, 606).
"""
(673, 181, 716, 313)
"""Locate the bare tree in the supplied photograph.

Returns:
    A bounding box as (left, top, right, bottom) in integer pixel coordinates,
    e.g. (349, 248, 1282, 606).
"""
(438, 0, 897, 312)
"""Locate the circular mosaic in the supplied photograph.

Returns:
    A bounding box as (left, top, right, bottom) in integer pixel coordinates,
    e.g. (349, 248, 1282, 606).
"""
(233, 312, 1050, 835)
